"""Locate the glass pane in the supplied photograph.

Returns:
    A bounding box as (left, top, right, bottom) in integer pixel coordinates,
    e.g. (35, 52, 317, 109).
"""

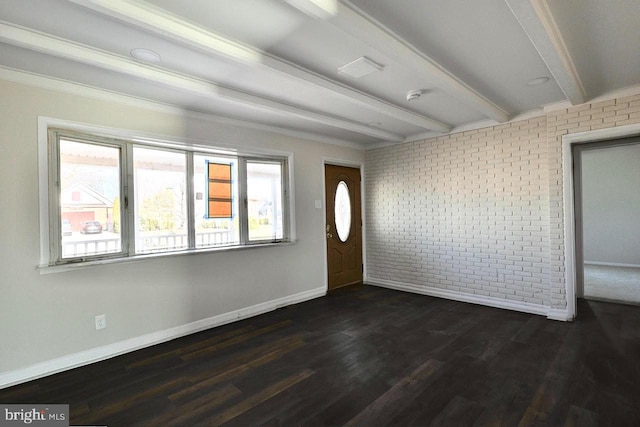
(247, 162, 283, 241)
(134, 147, 187, 253)
(334, 181, 351, 242)
(194, 155, 240, 248)
(59, 139, 121, 258)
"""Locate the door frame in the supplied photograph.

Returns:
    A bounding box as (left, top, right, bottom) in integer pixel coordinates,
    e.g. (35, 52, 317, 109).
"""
(322, 158, 366, 292)
(562, 122, 640, 319)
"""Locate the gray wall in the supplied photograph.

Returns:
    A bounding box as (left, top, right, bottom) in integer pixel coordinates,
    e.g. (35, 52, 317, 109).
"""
(0, 78, 363, 380)
(582, 143, 640, 266)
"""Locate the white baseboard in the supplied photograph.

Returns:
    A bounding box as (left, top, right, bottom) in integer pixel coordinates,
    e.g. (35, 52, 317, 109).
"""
(584, 261, 640, 269)
(547, 308, 573, 321)
(365, 278, 571, 321)
(0, 286, 325, 390)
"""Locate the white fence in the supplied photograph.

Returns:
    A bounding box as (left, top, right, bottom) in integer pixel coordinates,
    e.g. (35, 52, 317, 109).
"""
(61, 230, 235, 257)
(61, 237, 121, 258)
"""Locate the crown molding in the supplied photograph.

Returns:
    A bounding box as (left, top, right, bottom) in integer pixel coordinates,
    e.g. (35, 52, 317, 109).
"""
(587, 83, 640, 104)
(543, 83, 640, 113)
(0, 66, 366, 150)
(395, 108, 546, 149)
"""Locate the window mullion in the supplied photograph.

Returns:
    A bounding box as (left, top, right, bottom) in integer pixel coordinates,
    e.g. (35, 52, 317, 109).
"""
(49, 130, 62, 263)
(125, 142, 135, 255)
(281, 159, 290, 242)
(238, 157, 249, 244)
(186, 152, 195, 249)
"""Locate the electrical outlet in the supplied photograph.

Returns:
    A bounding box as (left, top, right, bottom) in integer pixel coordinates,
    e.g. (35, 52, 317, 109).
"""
(95, 314, 106, 330)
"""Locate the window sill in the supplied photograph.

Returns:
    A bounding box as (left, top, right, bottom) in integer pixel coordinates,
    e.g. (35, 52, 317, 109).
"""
(38, 240, 296, 275)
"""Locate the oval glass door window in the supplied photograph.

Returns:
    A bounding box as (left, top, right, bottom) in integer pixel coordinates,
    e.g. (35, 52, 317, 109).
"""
(334, 181, 351, 242)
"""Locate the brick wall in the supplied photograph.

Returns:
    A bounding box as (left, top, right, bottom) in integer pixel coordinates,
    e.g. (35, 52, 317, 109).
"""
(365, 92, 640, 316)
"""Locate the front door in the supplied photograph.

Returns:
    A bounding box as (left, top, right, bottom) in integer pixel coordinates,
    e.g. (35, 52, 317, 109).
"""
(325, 164, 363, 290)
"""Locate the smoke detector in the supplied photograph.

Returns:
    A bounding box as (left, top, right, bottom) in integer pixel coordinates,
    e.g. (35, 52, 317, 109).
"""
(406, 89, 426, 102)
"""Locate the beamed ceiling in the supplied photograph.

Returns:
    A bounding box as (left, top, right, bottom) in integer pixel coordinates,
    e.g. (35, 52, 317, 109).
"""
(1, 0, 639, 148)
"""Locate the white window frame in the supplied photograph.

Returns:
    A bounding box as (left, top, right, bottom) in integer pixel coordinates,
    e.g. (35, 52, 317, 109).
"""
(244, 157, 289, 244)
(48, 130, 131, 263)
(38, 117, 294, 272)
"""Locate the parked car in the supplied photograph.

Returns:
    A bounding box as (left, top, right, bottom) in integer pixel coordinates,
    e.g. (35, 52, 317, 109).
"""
(81, 221, 103, 234)
(62, 219, 72, 236)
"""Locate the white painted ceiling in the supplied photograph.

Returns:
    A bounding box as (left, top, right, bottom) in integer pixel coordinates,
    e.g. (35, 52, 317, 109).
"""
(0, 0, 638, 148)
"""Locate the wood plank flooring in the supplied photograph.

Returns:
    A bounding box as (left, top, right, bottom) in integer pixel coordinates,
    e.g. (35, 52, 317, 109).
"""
(1, 285, 640, 426)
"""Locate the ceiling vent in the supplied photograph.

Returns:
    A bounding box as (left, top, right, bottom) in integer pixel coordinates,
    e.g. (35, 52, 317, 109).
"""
(338, 56, 384, 78)
(406, 89, 428, 102)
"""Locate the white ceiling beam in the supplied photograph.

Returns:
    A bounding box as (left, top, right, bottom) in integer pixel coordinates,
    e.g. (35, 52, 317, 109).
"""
(67, 0, 451, 134)
(0, 22, 404, 142)
(0, 66, 367, 150)
(329, 0, 510, 123)
(283, 0, 338, 20)
(505, 0, 586, 105)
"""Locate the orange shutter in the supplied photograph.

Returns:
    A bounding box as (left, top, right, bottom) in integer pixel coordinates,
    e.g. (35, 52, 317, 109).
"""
(207, 162, 233, 218)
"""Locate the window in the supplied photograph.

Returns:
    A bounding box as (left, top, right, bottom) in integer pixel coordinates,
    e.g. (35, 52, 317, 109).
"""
(247, 161, 284, 242)
(46, 128, 290, 266)
(56, 138, 125, 260)
(194, 154, 240, 248)
(133, 147, 188, 254)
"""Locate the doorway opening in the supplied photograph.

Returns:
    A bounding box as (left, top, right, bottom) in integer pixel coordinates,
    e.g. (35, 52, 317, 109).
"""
(563, 124, 640, 318)
(571, 137, 640, 311)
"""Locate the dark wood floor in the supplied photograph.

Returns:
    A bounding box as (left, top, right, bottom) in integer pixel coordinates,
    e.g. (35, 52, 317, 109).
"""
(2, 285, 640, 426)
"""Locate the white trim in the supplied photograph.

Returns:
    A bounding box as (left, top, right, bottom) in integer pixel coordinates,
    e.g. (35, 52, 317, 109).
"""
(0, 66, 365, 150)
(587, 83, 640, 104)
(322, 157, 365, 169)
(365, 278, 571, 319)
(402, 130, 443, 144)
(286, 153, 297, 243)
(544, 83, 640, 113)
(0, 286, 325, 390)
(547, 308, 573, 322)
(37, 117, 51, 267)
(371, 109, 547, 149)
(584, 261, 640, 269)
(38, 242, 297, 275)
(543, 99, 573, 113)
(562, 122, 640, 321)
(365, 139, 404, 150)
(562, 137, 578, 319)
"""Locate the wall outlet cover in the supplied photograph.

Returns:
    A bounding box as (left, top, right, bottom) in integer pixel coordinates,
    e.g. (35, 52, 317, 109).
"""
(95, 314, 106, 330)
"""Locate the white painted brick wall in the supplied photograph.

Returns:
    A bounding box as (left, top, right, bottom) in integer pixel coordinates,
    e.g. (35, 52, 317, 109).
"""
(366, 92, 640, 314)
(366, 117, 550, 307)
